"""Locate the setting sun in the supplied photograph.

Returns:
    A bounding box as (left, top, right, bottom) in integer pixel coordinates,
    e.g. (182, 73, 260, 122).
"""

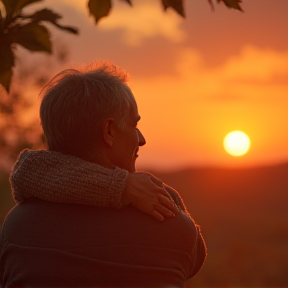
(223, 131, 251, 157)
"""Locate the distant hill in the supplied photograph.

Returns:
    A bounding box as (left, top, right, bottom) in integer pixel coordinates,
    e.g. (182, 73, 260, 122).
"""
(150, 163, 288, 287)
(152, 162, 288, 216)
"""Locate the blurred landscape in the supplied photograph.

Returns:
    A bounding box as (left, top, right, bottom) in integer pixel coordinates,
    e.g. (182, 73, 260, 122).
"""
(154, 162, 288, 287)
(1, 162, 287, 287)
(1, 1, 287, 287)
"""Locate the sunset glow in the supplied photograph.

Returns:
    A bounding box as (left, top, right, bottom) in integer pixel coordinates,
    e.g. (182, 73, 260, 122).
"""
(1, 2, 288, 287)
(223, 131, 251, 157)
(10, 0, 288, 169)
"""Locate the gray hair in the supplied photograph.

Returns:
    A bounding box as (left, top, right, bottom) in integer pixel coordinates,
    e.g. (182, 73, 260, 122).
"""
(40, 62, 135, 160)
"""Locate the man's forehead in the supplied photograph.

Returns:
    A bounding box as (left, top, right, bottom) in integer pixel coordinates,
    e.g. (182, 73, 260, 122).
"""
(129, 99, 140, 121)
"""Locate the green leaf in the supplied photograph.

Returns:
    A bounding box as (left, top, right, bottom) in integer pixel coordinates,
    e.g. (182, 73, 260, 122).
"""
(217, 0, 243, 12)
(10, 23, 51, 53)
(162, 0, 185, 18)
(2, 0, 42, 16)
(29, 8, 62, 23)
(0, 43, 15, 93)
(88, 0, 112, 24)
(27, 9, 78, 34)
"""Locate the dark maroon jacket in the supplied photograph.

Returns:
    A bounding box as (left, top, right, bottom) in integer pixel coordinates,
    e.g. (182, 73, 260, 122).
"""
(0, 198, 206, 287)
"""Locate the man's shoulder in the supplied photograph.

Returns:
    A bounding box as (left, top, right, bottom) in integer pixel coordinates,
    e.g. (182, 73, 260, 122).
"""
(3, 198, 197, 251)
(164, 184, 190, 215)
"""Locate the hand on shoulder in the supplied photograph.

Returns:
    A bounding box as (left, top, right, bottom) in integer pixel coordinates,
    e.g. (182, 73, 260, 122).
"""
(123, 172, 179, 221)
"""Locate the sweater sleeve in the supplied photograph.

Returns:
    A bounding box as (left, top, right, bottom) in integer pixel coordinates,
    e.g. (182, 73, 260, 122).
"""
(10, 150, 129, 208)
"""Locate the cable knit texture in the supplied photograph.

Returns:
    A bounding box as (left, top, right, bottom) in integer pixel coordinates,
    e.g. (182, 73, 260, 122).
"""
(10, 150, 129, 208)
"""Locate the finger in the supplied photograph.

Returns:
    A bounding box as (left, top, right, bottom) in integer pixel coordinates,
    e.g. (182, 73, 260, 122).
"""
(154, 203, 175, 218)
(158, 194, 178, 214)
(149, 175, 163, 187)
(151, 210, 165, 221)
(160, 190, 173, 200)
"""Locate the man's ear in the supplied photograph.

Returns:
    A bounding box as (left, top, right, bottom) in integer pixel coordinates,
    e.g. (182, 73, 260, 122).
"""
(102, 118, 116, 147)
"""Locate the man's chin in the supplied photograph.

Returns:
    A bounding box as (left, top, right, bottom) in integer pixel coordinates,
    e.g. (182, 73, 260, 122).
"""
(129, 160, 137, 173)
(129, 165, 136, 173)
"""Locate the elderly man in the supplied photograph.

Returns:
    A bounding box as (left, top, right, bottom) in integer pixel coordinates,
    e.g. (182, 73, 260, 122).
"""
(0, 63, 206, 287)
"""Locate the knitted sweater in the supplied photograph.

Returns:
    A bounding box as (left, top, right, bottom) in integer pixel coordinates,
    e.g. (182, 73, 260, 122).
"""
(10, 150, 129, 208)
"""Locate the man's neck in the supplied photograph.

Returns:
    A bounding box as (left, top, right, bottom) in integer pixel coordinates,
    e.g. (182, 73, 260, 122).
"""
(86, 150, 115, 170)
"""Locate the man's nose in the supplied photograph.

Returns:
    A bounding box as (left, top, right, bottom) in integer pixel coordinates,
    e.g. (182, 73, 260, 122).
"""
(137, 129, 146, 146)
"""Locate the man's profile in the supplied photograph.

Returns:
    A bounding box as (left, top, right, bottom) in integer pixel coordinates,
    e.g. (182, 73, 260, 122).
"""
(0, 62, 207, 287)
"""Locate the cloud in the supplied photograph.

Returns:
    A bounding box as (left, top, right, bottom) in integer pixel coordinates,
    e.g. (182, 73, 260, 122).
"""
(165, 46, 288, 101)
(221, 46, 288, 81)
(131, 46, 288, 168)
(54, 0, 186, 46)
(96, 0, 186, 46)
(59, 0, 87, 14)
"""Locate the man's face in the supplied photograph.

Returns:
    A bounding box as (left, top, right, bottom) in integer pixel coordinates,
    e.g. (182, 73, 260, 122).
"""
(111, 99, 146, 173)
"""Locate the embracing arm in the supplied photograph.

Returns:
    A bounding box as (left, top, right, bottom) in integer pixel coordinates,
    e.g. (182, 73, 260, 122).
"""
(11, 150, 127, 208)
(10, 150, 177, 220)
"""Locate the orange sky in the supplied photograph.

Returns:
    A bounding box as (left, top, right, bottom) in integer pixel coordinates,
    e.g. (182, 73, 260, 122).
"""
(21, 0, 288, 170)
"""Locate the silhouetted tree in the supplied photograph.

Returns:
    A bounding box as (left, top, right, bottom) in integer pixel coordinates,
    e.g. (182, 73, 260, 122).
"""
(0, 0, 243, 92)
(0, 43, 69, 174)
